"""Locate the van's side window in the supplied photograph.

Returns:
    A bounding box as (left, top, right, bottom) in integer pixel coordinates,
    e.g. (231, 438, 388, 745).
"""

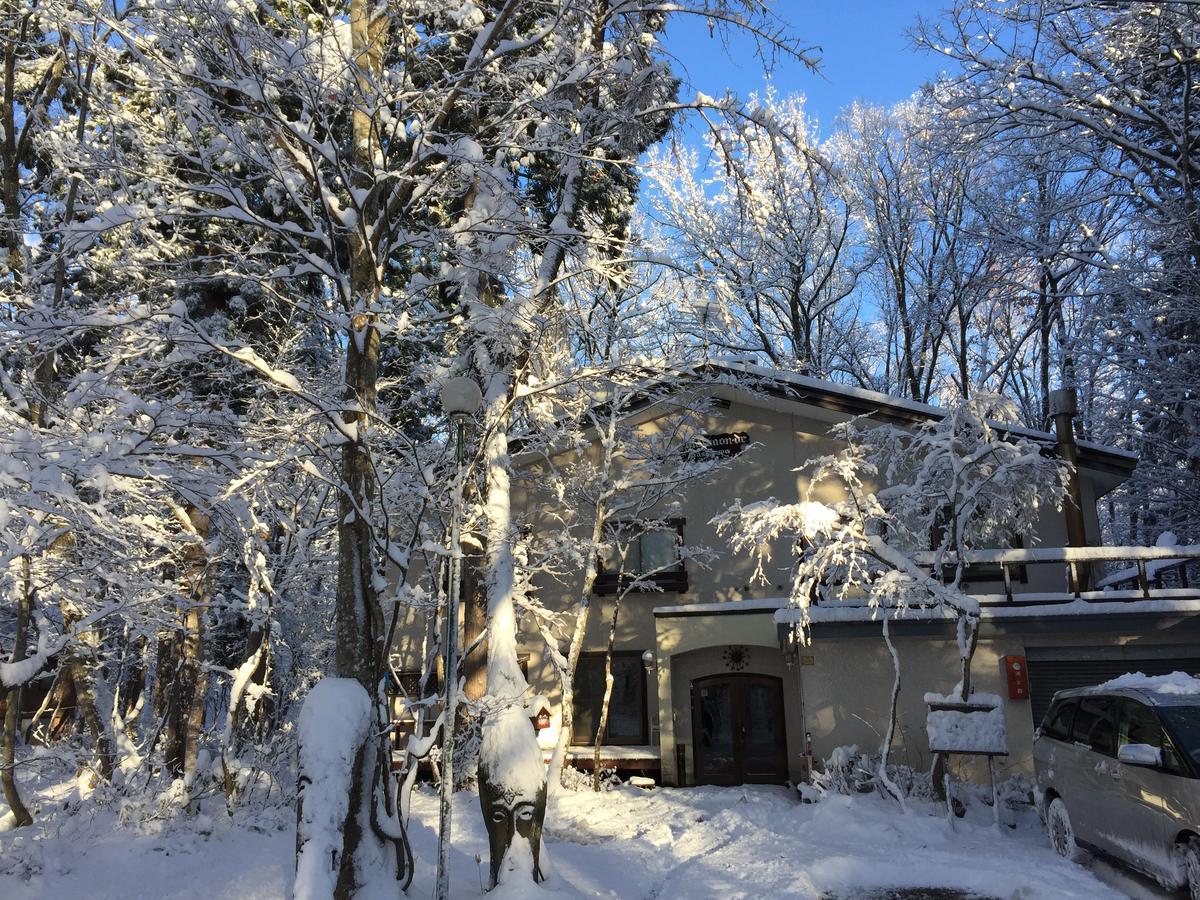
(1071, 696, 1116, 756)
(1042, 699, 1077, 741)
(1119, 700, 1162, 750)
(1119, 700, 1183, 772)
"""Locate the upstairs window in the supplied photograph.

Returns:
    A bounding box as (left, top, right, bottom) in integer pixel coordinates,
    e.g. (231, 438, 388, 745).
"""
(594, 519, 687, 594)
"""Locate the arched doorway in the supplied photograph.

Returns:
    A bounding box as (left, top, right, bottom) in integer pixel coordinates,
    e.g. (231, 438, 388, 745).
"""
(691, 674, 787, 785)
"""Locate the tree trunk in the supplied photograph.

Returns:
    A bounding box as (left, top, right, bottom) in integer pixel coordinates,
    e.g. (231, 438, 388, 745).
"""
(118, 634, 147, 738)
(60, 606, 114, 781)
(546, 514, 604, 791)
(49, 530, 115, 781)
(314, 2, 400, 895)
(547, 408, 619, 792)
(877, 617, 905, 808)
(461, 548, 488, 704)
(957, 613, 980, 701)
(46, 666, 77, 742)
(477, 366, 547, 889)
(933, 612, 980, 802)
(165, 505, 210, 786)
(1, 555, 35, 827)
(592, 590, 623, 792)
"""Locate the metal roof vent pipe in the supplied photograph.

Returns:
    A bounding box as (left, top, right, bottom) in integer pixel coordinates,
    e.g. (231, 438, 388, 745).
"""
(1050, 386, 1090, 593)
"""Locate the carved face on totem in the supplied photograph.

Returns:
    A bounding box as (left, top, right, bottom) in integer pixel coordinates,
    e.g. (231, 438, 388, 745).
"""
(486, 787, 538, 841)
(479, 774, 547, 886)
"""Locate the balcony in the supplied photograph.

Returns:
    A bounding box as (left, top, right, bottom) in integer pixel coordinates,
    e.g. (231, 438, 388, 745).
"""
(904, 544, 1200, 606)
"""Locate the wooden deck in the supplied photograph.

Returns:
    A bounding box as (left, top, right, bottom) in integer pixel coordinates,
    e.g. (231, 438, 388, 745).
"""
(548, 744, 661, 774)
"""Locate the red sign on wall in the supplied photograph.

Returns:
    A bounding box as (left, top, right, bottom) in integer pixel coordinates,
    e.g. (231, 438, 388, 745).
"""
(1003, 655, 1029, 700)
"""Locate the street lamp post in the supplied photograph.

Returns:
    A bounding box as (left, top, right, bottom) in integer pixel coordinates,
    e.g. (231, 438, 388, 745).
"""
(435, 376, 482, 900)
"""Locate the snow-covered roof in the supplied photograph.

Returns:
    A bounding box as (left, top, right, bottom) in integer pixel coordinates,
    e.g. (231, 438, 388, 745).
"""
(513, 358, 1136, 486)
(698, 358, 1138, 477)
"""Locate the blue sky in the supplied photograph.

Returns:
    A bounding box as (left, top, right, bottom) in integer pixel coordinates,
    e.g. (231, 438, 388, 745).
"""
(665, 2, 950, 136)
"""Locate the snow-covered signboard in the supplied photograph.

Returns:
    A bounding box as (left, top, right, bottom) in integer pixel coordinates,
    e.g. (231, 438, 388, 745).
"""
(925, 692, 1008, 756)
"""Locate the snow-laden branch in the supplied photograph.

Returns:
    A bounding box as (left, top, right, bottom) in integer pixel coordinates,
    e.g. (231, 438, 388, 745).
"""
(714, 395, 1069, 642)
(0, 604, 120, 690)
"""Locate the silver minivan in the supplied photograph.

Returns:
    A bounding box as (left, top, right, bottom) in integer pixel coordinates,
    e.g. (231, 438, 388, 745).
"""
(1033, 677, 1200, 897)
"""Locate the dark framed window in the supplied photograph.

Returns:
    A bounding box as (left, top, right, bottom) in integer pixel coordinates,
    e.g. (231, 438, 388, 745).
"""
(571, 651, 648, 745)
(1159, 705, 1200, 776)
(594, 519, 687, 594)
(1070, 695, 1116, 756)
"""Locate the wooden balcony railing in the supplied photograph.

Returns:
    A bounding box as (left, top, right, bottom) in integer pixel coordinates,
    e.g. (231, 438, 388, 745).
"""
(909, 544, 1200, 606)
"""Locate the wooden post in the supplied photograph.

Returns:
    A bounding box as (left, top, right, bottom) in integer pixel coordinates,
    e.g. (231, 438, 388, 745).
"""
(1137, 560, 1150, 599)
(988, 755, 1000, 829)
(1050, 388, 1090, 590)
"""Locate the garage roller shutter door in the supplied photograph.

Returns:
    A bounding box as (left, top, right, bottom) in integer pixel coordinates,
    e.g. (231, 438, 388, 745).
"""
(1027, 656, 1200, 727)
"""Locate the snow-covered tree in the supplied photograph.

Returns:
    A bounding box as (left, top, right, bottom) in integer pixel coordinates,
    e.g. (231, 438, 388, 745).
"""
(646, 91, 868, 379)
(714, 394, 1068, 793)
(52, 0, 809, 890)
(514, 354, 731, 791)
(919, 0, 1200, 542)
(429, 4, 808, 888)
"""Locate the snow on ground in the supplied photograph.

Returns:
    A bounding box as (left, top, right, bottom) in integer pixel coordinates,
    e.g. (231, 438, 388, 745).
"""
(0, 777, 1151, 899)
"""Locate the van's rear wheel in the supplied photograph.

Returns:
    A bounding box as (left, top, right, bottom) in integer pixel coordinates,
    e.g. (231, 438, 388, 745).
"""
(1181, 837, 1200, 900)
(1046, 798, 1078, 861)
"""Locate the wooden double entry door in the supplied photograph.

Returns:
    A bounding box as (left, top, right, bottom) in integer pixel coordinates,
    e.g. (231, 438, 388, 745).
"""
(691, 673, 788, 785)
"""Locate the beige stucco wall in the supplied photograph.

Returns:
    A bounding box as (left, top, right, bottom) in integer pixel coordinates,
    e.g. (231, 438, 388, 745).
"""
(390, 384, 1142, 785)
(511, 394, 1099, 662)
(801, 623, 1200, 784)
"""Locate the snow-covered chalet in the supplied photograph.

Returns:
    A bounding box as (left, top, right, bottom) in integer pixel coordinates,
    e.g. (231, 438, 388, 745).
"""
(391, 361, 1200, 787)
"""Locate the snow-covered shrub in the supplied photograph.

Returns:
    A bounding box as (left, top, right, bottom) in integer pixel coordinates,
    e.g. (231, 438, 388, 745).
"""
(975, 773, 1035, 812)
(816, 745, 876, 795)
(556, 766, 621, 793)
(716, 396, 1070, 803)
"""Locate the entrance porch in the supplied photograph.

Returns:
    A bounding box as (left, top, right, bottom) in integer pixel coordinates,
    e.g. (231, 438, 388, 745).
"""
(652, 601, 804, 786)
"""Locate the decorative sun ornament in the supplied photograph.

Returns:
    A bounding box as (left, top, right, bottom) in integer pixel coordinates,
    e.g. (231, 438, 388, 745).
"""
(723, 645, 749, 672)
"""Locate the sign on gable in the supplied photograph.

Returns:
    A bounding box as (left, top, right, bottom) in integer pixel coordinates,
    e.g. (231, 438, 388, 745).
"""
(702, 432, 749, 458)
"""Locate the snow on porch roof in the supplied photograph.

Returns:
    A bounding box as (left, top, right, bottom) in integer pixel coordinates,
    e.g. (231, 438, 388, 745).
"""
(653, 598, 790, 617)
(653, 594, 1200, 623)
(695, 358, 1138, 477)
